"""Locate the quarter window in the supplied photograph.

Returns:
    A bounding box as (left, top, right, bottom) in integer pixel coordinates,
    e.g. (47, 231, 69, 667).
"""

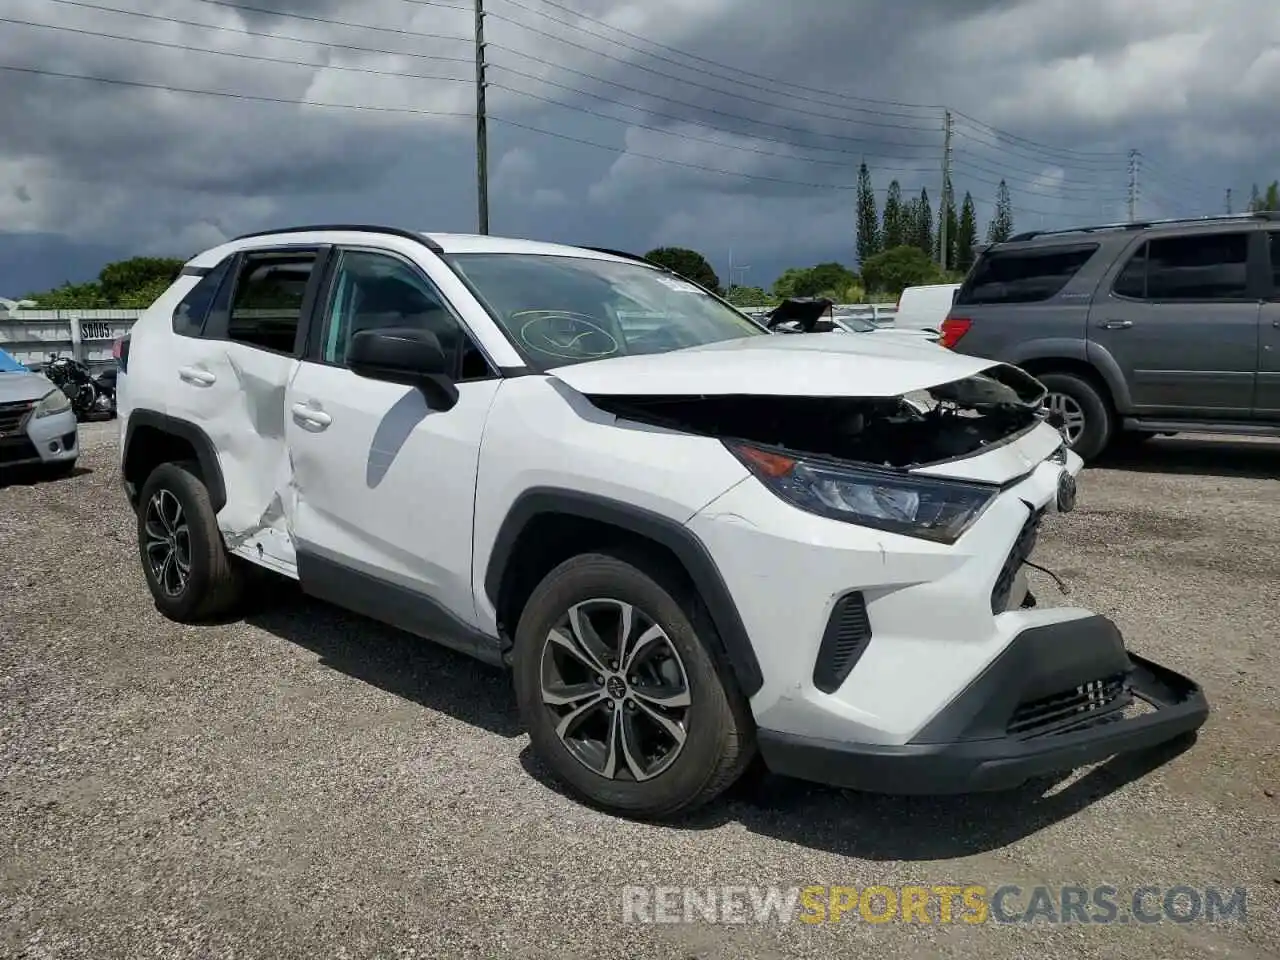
(320, 250, 491, 379)
(172, 258, 231, 337)
(1269, 232, 1280, 295)
(226, 252, 317, 353)
(1118, 233, 1251, 301)
(954, 244, 1099, 305)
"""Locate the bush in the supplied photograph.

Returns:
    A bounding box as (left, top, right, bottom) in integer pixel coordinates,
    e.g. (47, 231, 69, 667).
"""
(859, 245, 946, 298)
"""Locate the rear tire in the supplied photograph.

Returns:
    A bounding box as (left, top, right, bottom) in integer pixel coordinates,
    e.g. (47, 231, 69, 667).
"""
(1039, 372, 1113, 461)
(512, 552, 755, 820)
(137, 460, 244, 622)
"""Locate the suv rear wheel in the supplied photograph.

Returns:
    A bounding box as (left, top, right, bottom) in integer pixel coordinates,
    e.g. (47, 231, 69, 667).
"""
(512, 553, 755, 819)
(1038, 372, 1113, 460)
(137, 460, 244, 622)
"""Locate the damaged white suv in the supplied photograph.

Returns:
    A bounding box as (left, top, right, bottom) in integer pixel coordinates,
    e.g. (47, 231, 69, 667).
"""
(116, 226, 1207, 818)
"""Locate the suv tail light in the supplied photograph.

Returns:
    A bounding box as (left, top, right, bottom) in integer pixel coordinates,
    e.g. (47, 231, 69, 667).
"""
(113, 334, 130, 373)
(939, 317, 972, 349)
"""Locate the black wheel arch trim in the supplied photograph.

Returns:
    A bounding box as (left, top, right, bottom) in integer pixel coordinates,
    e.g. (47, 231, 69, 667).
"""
(484, 487, 764, 697)
(123, 409, 227, 513)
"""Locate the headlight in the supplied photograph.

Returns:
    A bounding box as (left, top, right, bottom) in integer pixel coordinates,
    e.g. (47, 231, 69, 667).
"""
(726, 441, 998, 544)
(34, 387, 72, 418)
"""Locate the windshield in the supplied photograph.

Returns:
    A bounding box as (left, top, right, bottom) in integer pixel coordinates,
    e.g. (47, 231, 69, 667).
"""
(445, 253, 768, 370)
(0, 347, 28, 373)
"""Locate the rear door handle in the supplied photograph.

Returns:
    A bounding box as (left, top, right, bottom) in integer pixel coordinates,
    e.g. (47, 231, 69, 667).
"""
(291, 402, 332, 430)
(178, 366, 216, 386)
(1098, 319, 1133, 330)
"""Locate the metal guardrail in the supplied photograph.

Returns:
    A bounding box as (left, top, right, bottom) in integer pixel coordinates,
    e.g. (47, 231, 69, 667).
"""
(0, 302, 902, 370)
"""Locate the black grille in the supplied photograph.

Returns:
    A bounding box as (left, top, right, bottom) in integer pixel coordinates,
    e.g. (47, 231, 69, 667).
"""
(812, 592, 873, 694)
(0, 436, 39, 465)
(1007, 674, 1131, 739)
(991, 506, 1044, 614)
(0, 400, 32, 437)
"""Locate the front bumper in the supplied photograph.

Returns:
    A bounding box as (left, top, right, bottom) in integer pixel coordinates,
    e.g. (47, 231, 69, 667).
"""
(757, 614, 1209, 794)
(0, 405, 78, 467)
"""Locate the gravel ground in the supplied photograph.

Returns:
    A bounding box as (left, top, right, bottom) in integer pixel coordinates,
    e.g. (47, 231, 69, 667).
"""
(1, 423, 1277, 959)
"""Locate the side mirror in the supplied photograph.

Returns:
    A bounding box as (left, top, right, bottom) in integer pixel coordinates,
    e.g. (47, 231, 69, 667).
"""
(347, 326, 459, 411)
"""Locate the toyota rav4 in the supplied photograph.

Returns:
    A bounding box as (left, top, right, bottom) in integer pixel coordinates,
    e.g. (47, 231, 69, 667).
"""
(115, 226, 1208, 818)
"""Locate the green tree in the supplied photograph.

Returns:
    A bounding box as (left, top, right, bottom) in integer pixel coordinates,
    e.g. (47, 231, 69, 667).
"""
(24, 281, 111, 309)
(855, 162, 881, 266)
(724, 285, 776, 308)
(1250, 181, 1280, 212)
(772, 262, 858, 299)
(987, 179, 1014, 243)
(98, 256, 184, 303)
(913, 187, 934, 257)
(860, 245, 946, 298)
(882, 180, 906, 250)
(643, 246, 720, 292)
(956, 192, 979, 272)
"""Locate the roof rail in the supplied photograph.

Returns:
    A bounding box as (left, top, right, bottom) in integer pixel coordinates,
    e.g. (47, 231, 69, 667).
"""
(1006, 210, 1280, 243)
(580, 246, 662, 268)
(231, 224, 443, 252)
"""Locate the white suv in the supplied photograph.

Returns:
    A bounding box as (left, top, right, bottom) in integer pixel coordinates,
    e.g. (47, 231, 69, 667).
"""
(116, 225, 1208, 818)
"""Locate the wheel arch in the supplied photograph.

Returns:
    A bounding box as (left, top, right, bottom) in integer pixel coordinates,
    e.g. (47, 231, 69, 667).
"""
(123, 409, 226, 512)
(484, 488, 764, 698)
(1016, 356, 1119, 411)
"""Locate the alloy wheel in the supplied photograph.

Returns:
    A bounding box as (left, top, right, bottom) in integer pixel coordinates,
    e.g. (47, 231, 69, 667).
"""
(1046, 391, 1087, 446)
(539, 598, 692, 782)
(144, 489, 191, 597)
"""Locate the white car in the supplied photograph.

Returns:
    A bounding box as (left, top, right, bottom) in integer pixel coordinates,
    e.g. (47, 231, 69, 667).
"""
(115, 226, 1207, 818)
(0, 346, 79, 475)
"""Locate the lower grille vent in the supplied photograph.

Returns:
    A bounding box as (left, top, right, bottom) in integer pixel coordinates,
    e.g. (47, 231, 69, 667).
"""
(1007, 674, 1131, 739)
(812, 592, 873, 694)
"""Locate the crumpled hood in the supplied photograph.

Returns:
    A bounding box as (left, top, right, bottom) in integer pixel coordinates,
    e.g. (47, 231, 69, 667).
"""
(0, 370, 57, 404)
(547, 332, 996, 398)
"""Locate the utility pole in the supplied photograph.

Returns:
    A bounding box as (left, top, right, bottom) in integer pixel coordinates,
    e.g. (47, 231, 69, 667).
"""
(939, 110, 953, 270)
(1127, 149, 1139, 222)
(1225, 188, 1233, 214)
(475, 0, 489, 235)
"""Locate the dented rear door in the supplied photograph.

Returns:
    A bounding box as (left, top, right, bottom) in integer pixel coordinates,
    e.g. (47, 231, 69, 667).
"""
(163, 246, 327, 576)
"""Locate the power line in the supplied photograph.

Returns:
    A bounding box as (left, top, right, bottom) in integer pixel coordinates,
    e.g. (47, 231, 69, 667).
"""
(175, 0, 473, 42)
(951, 109, 1130, 160)
(491, 0, 943, 112)
(951, 122, 1128, 171)
(41, 0, 475, 67)
(0, 15, 473, 84)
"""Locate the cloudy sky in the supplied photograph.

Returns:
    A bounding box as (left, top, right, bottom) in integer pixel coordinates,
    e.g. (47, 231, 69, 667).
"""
(1, 0, 1277, 295)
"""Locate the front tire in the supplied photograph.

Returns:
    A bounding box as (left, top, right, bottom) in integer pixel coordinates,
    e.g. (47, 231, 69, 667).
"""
(1039, 372, 1113, 461)
(512, 553, 755, 819)
(137, 460, 244, 622)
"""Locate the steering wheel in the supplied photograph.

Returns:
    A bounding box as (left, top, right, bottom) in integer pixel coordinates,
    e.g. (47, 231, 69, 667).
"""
(514, 311, 622, 362)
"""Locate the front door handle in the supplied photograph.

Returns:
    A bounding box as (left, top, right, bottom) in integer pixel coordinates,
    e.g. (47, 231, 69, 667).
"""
(1098, 319, 1133, 330)
(291, 402, 332, 430)
(1272, 319, 1280, 328)
(178, 366, 216, 386)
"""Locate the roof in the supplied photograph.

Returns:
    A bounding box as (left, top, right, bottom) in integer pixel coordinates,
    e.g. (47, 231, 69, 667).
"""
(997, 211, 1280, 249)
(186, 224, 641, 269)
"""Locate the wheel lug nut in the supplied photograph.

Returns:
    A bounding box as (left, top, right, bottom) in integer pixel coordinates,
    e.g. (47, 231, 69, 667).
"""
(629, 676, 638, 685)
(609, 660, 618, 670)
(626, 700, 637, 711)
(595, 676, 604, 685)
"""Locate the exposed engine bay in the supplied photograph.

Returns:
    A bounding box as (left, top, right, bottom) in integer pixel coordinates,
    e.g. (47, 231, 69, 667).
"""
(587, 364, 1049, 469)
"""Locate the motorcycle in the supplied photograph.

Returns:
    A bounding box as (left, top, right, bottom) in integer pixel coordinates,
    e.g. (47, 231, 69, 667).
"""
(38, 353, 117, 421)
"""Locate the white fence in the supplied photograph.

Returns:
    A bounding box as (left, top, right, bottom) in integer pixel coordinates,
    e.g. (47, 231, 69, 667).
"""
(0, 309, 139, 371)
(0, 302, 901, 371)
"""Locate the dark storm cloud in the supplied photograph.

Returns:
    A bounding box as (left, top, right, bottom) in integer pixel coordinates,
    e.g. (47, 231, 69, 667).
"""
(0, 0, 1276, 292)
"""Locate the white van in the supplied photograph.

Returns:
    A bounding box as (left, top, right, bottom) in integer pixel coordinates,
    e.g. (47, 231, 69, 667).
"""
(893, 282, 961, 333)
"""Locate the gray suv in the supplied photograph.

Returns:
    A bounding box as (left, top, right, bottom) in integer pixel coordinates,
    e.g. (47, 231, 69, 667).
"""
(940, 211, 1280, 459)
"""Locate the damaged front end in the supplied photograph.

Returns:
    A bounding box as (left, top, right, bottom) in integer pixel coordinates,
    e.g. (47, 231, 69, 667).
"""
(587, 364, 1053, 545)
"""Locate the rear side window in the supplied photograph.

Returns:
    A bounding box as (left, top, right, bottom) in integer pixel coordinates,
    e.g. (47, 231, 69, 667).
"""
(954, 244, 1098, 305)
(1269, 232, 1280, 295)
(1115, 233, 1250, 300)
(172, 258, 231, 337)
(226, 252, 317, 353)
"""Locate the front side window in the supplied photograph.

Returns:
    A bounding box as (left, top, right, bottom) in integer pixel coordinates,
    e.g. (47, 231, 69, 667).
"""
(320, 250, 491, 379)
(445, 253, 766, 371)
(227, 252, 317, 353)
